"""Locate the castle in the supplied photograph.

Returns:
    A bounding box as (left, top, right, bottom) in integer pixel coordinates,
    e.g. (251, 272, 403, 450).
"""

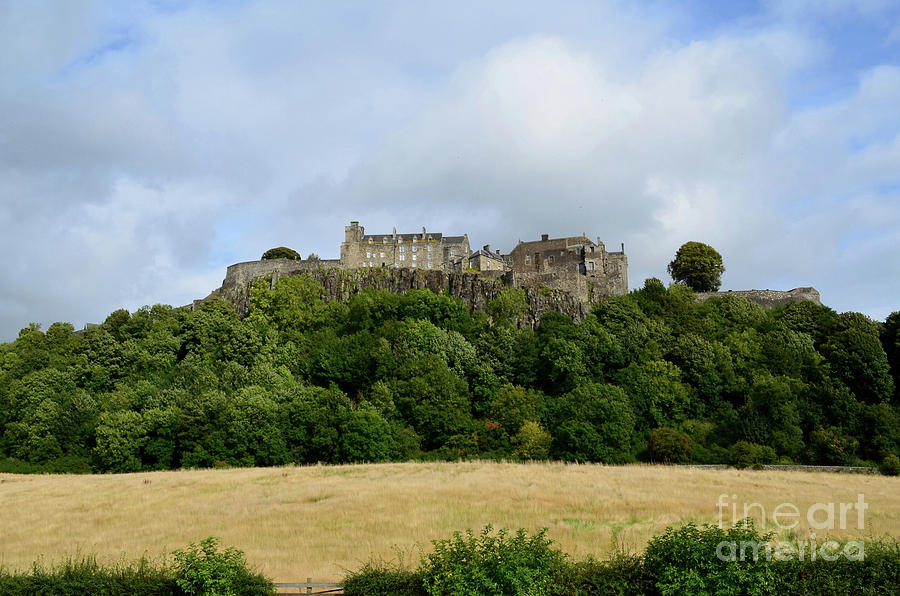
(339, 221, 628, 297)
(210, 220, 629, 313)
(198, 220, 820, 324)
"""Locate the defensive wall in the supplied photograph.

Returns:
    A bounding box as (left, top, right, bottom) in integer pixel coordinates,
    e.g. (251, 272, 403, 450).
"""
(695, 287, 822, 308)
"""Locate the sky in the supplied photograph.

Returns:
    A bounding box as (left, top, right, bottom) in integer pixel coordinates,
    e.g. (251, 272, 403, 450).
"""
(1, 0, 900, 341)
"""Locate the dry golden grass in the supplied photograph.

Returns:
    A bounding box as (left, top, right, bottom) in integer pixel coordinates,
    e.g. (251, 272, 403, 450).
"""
(1, 462, 898, 582)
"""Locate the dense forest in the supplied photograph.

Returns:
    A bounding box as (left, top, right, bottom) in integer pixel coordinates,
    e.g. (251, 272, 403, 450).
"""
(1, 273, 899, 473)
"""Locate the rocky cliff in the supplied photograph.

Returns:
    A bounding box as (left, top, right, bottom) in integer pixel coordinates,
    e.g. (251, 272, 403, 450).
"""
(208, 259, 591, 327)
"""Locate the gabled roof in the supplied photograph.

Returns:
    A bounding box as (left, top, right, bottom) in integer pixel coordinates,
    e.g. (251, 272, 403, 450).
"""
(470, 248, 504, 260)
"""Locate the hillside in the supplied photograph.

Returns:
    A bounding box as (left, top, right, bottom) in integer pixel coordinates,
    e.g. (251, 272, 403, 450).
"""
(0, 274, 898, 474)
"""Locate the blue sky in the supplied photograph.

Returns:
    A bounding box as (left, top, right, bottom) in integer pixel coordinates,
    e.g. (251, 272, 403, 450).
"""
(1, 0, 899, 340)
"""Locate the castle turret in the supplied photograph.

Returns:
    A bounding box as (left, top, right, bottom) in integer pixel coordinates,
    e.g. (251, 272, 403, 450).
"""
(345, 221, 364, 243)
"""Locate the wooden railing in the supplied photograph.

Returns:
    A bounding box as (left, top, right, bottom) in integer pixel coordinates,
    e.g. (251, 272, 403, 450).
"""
(274, 578, 343, 595)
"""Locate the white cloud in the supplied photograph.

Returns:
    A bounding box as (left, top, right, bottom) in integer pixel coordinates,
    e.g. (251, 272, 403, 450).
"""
(0, 1, 899, 339)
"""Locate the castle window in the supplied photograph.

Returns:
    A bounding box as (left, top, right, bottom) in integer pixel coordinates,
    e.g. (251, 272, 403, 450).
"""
(588, 261, 595, 271)
(412, 254, 417, 261)
(380, 252, 385, 258)
(399, 246, 405, 253)
(400, 254, 405, 261)
(412, 246, 417, 252)
(549, 255, 555, 264)
(427, 245, 432, 252)
(526, 254, 531, 264)
(366, 251, 371, 258)
(450, 250, 456, 257)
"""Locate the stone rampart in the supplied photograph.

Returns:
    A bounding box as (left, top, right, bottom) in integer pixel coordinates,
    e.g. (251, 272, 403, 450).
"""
(695, 287, 821, 308)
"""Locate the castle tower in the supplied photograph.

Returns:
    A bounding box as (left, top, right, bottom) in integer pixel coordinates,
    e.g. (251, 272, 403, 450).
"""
(345, 220, 364, 243)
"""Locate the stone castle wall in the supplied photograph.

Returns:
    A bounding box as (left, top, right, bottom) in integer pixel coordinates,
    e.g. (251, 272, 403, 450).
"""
(695, 287, 822, 308)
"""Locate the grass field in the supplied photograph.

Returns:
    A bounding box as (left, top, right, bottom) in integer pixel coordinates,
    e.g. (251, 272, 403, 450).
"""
(1, 462, 898, 582)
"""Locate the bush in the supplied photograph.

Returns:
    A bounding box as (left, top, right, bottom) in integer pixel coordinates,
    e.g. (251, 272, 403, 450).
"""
(343, 561, 426, 596)
(564, 553, 654, 595)
(648, 427, 693, 463)
(260, 247, 301, 260)
(881, 453, 900, 476)
(643, 521, 775, 596)
(0, 556, 178, 595)
(730, 441, 778, 469)
(771, 538, 900, 595)
(171, 537, 274, 596)
(422, 525, 567, 596)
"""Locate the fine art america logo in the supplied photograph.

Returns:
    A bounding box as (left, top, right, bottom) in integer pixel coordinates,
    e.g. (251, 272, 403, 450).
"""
(715, 493, 867, 562)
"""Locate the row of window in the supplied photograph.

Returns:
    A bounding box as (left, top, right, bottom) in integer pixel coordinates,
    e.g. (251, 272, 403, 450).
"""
(366, 246, 436, 259)
(367, 237, 434, 244)
(362, 262, 437, 269)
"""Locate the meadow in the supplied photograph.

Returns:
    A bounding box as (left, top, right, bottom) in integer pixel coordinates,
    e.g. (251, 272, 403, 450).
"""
(1, 462, 898, 582)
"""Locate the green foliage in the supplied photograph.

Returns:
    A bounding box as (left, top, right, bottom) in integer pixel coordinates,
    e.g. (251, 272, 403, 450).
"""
(806, 426, 859, 466)
(643, 521, 775, 596)
(565, 553, 654, 595)
(618, 360, 695, 431)
(171, 537, 272, 596)
(1, 269, 899, 471)
(551, 383, 635, 463)
(0, 556, 178, 596)
(739, 375, 804, 459)
(0, 539, 275, 596)
(488, 288, 528, 327)
(421, 525, 567, 596)
(881, 453, 900, 476)
(93, 410, 146, 473)
(345, 526, 900, 595)
(822, 326, 894, 404)
(667, 241, 725, 292)
(730, 441, 778, 468)
(261, 246, 301, 260)
(649, 427, 693, 463)
(512, 421, 551, 460)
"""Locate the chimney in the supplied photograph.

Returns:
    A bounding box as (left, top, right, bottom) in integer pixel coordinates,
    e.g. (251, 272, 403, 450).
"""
(621, 242, 625, 252)
(422, 226, 426, 238)
(483, 244, 490, 253)
(392, 226, 397, 239)
(541, 234, 549, 242)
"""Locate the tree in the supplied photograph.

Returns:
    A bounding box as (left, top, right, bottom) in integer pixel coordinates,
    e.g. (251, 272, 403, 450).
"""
(261, 246, 301, 260)
(667, 241, 725, 292)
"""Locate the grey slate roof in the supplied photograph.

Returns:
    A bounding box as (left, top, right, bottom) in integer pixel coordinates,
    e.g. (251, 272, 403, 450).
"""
(470, 248, 504, 260)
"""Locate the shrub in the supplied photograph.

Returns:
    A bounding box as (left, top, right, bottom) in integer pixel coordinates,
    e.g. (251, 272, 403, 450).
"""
(564, 553, 654, 596)
(770, 538, 900, 595)
(881, 453, 900, 476)
(643, 521, 775, 596)
(648, 427, 693, 463)
(171, 537, 273, 596)
(421, 525, 567, 596)
(0, 556, 178, 595)
(261, 247, 301, 260)
(730, 441, 777, 469)
(343, 560, 426, 596)
(806, 426, 859, 466)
